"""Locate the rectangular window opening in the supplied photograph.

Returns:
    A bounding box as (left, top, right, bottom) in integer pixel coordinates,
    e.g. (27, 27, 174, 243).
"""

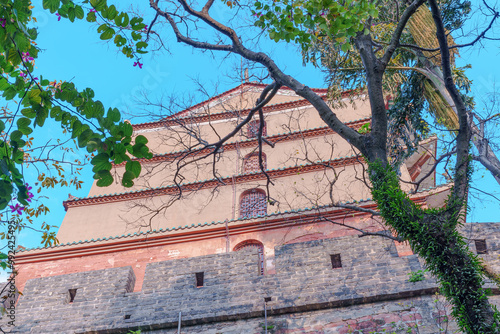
(195, 272, 204, 288)
(330, 254, 342, 269)
(475, 239, 488, 254)
(264, 297, 272, 303)
(124, 314, 131, 320)
(68, 289, 77, 303)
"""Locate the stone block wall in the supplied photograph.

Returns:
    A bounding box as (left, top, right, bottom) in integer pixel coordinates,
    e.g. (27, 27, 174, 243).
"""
(6, 223, 500, 333)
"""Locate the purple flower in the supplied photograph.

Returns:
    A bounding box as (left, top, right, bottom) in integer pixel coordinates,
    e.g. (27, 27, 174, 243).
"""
(56, 13, 61, 21)
(9, 204, 24, 215)
(90, 9, 97, 13)
(22, 52, 34, 62)
(20, 71, 26, 78)
(25, 184, 34, 202)
(0, 19, 5, 28)
(133, 61, 143, 69)
(144, 25, 148, 31)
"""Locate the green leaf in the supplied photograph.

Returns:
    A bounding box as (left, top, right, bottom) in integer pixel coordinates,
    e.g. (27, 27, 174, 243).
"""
(114, 13, 129, 27)
(100, 27, 115, 40)
(0, 120, 4, 132)
(122, 46, 133, 58)
(35, 107, 48, 127)
(114, 142, 126, 155)
(0, 78, 10, 91)
(131, 31, 142, 41)
(75, 5, 85, 19)
(94, 170, 113, 187)
(121, 170, 135, 187)
(67, 7, 76, 22)
(114, 35, 127, 47)
(71, 120, 83, 138)
(28, 89, 42, 104)
(78, 129, 93, 148)
(0, 199, 8, 211)
(106, 5, 118, 20)
(58, 5, 68, 17)
(17, 117, 32, 135)
(86, 138, 102, 152)
(130, 17, 145, 30)
(49, 106, 62, 119)
(3, 87, 18, 100)
(87, 11, 97, 22)
(12, 149, 24, 163)
(0, 180, 13, 199)
(136, 41, 148, 50)
(91, 153, 112, 172)
(83, 88, 95, 99)
(123, 122, 133, 137)
(90, 0, 107, 11)
(14, 33, 29, 51)
(8, 48, 21, 66)
(93, 101, 105, 118)
(107, 108, 121, 122)
(135, 135, 148, 145)
(16, 117, 31, 129)
(10, 130, 23, 143)
(42, 0, 60, 13)
(125, 160, 141, 178)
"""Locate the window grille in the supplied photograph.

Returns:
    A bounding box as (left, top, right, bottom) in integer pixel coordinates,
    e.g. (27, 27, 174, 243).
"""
(234, 240, 265, 275)
(240, 189, 267, 218)
(247, 120, 267, 138)
(243, 153, 266, 173)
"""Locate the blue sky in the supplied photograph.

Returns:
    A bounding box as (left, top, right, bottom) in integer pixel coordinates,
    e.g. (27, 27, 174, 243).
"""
(9, 0, 500, 252)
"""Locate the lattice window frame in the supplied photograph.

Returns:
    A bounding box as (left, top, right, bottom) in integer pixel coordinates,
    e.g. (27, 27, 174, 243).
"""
(239, 189, 267, 218)
(243, 153, 267, 173)
(247, 120, 267, 138)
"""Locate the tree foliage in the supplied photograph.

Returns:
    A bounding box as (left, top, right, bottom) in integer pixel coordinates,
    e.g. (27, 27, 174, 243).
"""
(0, 0, 153, 249)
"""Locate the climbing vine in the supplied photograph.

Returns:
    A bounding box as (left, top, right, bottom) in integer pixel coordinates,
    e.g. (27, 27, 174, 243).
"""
(369, 161, 500, 333)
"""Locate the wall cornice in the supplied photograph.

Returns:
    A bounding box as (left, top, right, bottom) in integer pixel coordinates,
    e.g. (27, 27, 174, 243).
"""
(16, 183, 456, 263)
(64, 155, 364, 209)
(118, 118, 370, 167)
(17, 200, 428, 264)
(134, 98, 314, 131)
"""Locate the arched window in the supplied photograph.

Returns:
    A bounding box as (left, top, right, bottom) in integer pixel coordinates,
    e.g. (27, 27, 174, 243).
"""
(243, 153, 267, 173)
(234, 240, 265, 275)
(239, 189, 267, 218)
(247, 120, 267, 138)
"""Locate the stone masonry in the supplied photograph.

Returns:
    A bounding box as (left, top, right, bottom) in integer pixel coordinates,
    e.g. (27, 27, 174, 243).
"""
(5, 223, 500, 333)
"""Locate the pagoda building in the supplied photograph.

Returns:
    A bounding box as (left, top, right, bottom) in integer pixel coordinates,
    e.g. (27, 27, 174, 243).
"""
(3, 83, 466, 334)
(14, 83, 444, 292)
